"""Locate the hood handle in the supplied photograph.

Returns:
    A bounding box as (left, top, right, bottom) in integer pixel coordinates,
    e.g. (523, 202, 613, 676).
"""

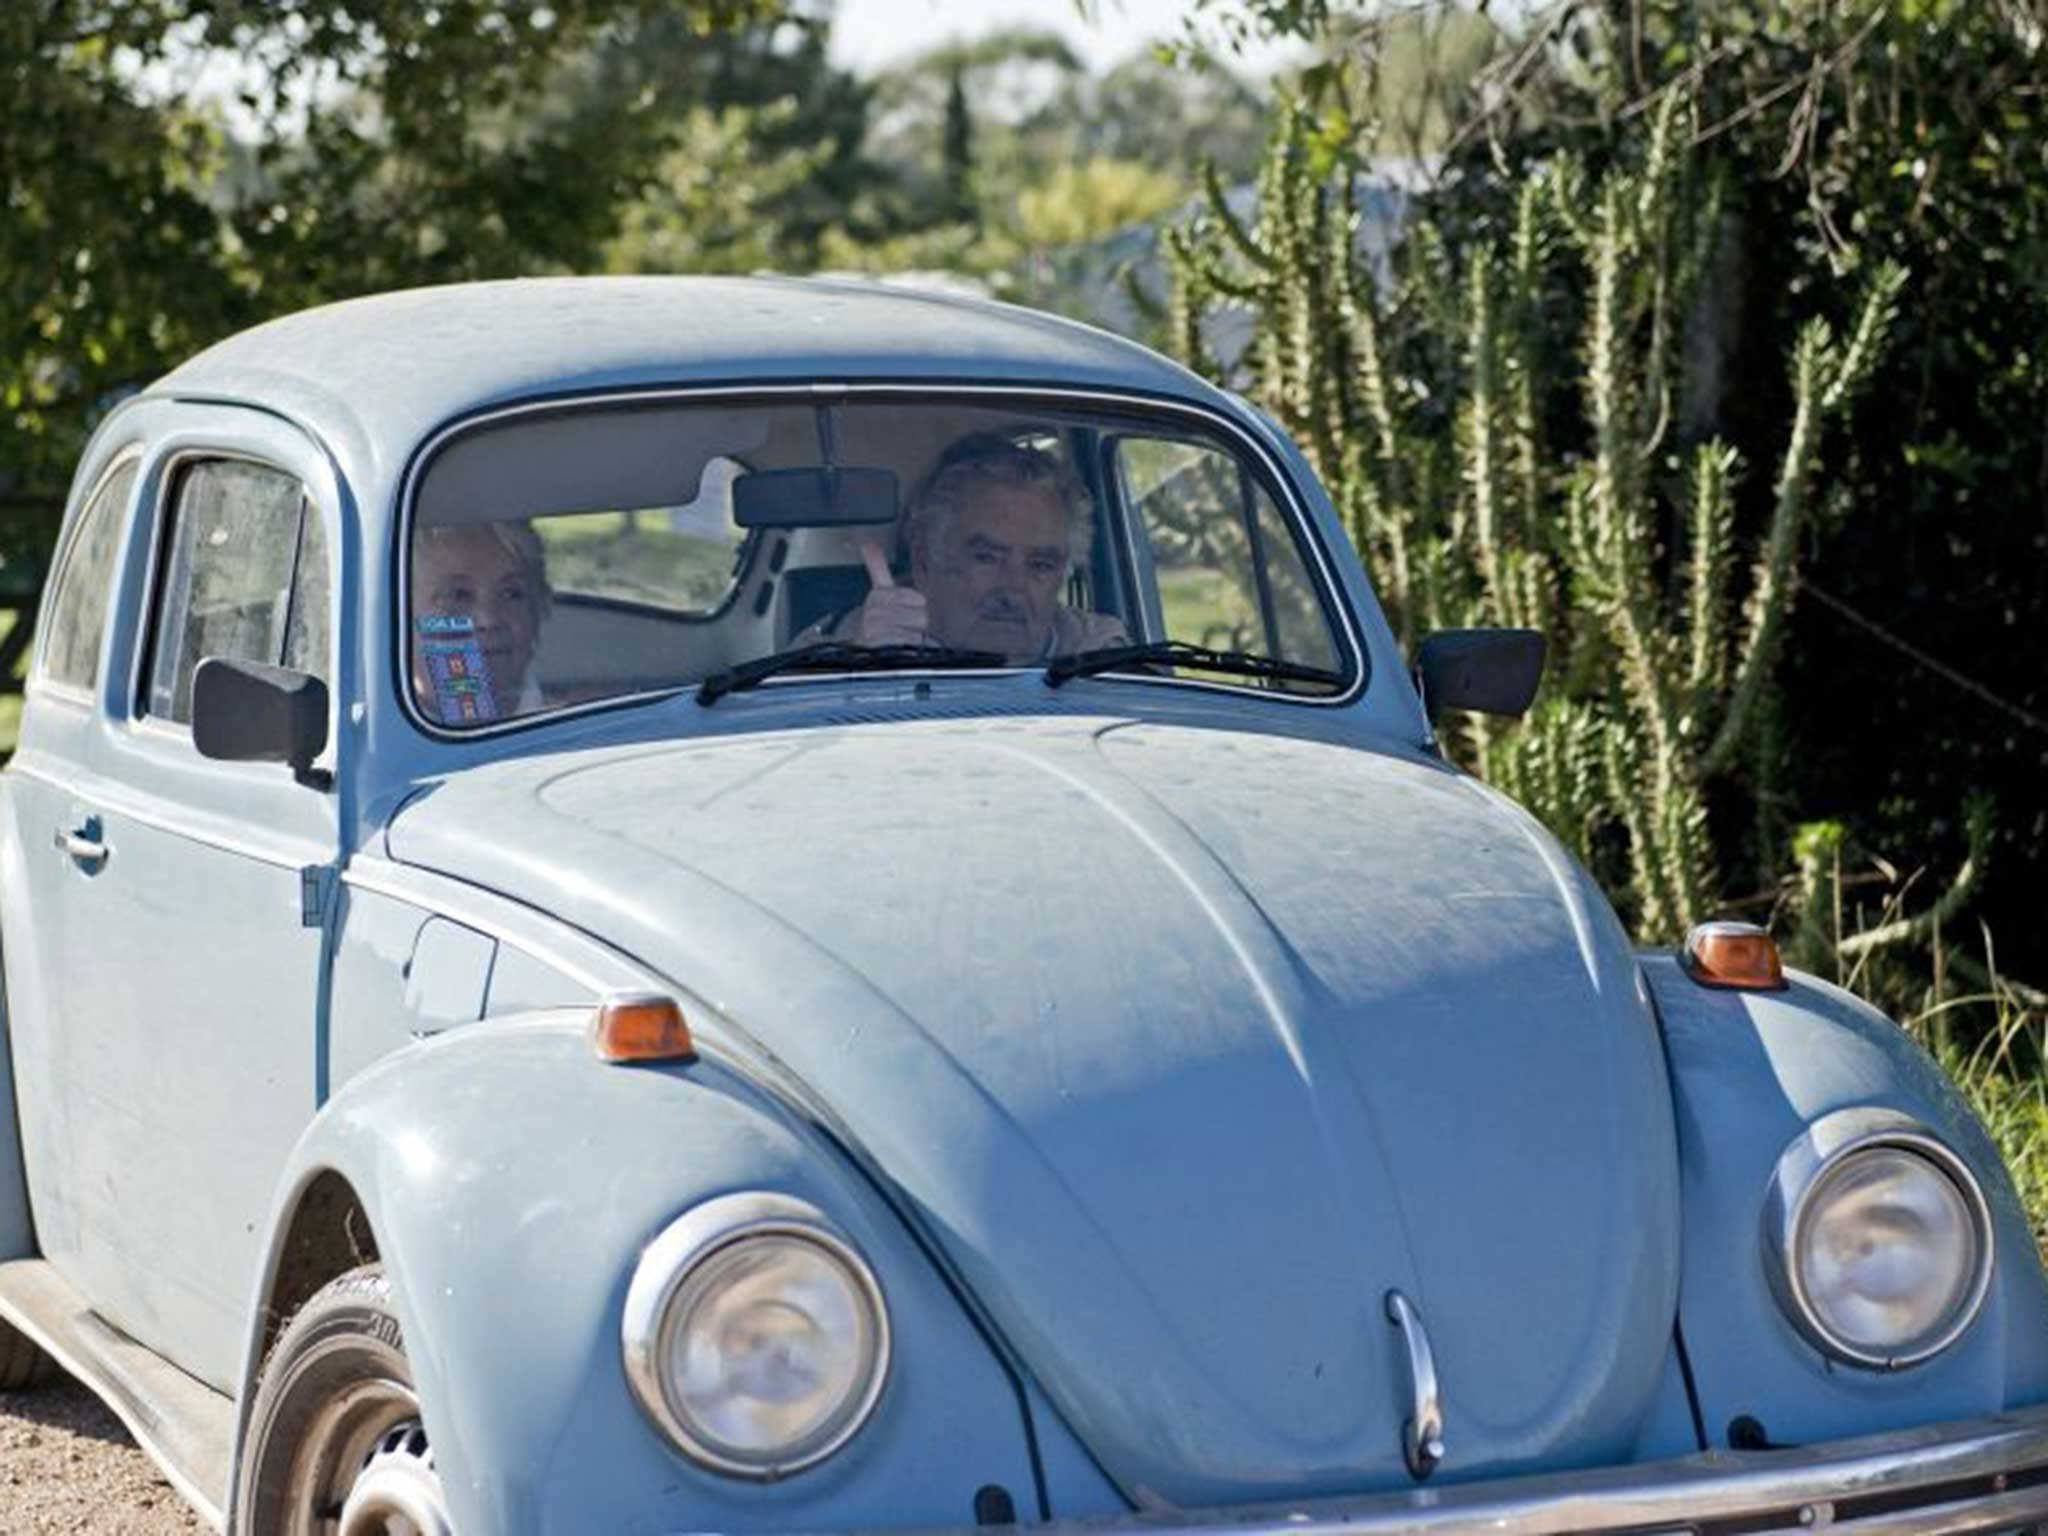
(1386, 1290, 1446, 1481)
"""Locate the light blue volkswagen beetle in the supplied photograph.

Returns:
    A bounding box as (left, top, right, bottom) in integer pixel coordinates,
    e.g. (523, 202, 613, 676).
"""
(3, 277, 2046, 1535)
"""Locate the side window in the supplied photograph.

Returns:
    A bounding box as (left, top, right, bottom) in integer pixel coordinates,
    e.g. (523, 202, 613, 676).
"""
(1114, 437, 1341, 676)
(40, 460, 139, 691)
(146, 460, 328, 724)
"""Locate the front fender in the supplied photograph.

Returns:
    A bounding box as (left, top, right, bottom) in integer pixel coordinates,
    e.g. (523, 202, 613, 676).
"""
(234, 1013, 1042, 1536)
(1644, 955, 2048, 1448)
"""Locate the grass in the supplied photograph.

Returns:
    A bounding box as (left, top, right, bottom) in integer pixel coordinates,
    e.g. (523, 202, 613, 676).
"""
(1907, 985, 2048, 1257)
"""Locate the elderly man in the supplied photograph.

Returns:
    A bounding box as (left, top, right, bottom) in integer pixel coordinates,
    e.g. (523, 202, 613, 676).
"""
(825, 433, 1126, 664)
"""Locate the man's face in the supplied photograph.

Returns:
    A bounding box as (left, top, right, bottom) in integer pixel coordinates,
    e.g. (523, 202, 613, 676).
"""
(912, 482, 1069, 662)
(411, 526, 541, 715)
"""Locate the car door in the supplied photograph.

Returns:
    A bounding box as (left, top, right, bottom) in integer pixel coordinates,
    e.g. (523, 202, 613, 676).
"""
(1, 450, 145, 1277)
(45, 412, 341, 1391)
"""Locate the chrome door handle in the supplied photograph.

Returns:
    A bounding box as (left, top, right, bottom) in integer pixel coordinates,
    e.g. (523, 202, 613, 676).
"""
(53, 819, 108, 866)
(1386, 1289, 1446, 1480)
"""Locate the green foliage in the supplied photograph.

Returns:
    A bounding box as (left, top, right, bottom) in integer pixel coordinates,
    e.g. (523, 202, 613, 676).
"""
(0, 0, 779, 563)
(603, 102, 837, 275)
(863, 27, 1087, 229)
(2, 5, 247, 555)
(1912, 980, 2048, 1256)
(1167, 93, 1903, 940)
(1015, 159, 1187, 254)
(1308, 5, 1510, 158)
(1235, 0, 2048, 981)
(4, 3, 1272, 554)
(1056, 53, 1269, 189)
(1782, 800, 2007, 1018)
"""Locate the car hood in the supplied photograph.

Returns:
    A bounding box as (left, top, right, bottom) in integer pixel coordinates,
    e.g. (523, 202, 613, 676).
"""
(386, 716, 1680, 1506)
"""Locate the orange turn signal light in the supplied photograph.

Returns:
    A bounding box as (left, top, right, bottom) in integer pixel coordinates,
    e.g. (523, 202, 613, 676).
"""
(591, 992, 696, 1064)
(1682, 921, 1786, 991)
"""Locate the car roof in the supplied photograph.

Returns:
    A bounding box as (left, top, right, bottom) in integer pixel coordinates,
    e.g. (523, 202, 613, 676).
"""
(146, 275, 1227, 474)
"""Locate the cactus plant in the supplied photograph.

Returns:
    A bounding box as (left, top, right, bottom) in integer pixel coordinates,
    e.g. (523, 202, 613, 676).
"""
(1165, 92, 1904, 940)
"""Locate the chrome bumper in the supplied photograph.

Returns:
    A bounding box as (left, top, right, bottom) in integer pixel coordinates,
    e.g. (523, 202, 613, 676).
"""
(958, 1406, 2048, 1536)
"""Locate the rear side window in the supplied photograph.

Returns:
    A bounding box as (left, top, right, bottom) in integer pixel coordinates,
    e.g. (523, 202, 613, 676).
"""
(40, 460, 139, 691)
(145, 460, 329, 724)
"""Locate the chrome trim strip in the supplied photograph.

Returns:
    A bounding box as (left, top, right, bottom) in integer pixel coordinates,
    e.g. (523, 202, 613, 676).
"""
(1385, 1290, 1445, 1480)
(886, 1405, 2048, 1536)
(1763, 1106, 1995, 1369)
(392, 381, 1372, 745)
(620, 1191, 892, 1480)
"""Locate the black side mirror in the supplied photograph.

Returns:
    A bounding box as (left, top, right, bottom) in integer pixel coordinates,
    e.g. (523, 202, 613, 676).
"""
(193, 657, 331, 789)
(1414, 629, 1546, 721)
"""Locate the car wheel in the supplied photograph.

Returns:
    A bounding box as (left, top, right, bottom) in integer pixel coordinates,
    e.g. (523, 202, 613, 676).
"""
(0, 1318, 57, 1391)
(236, 1264, 451, 1536)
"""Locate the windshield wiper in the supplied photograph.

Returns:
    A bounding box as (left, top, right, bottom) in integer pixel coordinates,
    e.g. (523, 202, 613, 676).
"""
(1045, 640, 1343, 691)
(697, 642, 1008, 705)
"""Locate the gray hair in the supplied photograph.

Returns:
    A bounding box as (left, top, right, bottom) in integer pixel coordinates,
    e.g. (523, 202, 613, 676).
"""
(415, 518, 553, 618)
(902, 434, 1094, 571)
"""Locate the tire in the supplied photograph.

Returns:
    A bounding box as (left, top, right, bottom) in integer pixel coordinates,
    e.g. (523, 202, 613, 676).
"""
(234, 1264, 451, 1536)
(0, 1317, 57, 1391)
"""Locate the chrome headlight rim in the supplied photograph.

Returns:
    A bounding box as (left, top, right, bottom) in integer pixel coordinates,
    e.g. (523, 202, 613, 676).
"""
(622, 1191, 892, 1479)
(1763, 1107, 1994, 1370)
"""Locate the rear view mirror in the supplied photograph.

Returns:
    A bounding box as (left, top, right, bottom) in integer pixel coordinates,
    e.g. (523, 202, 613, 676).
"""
(732, 467, 899, 528)
(1415, 629, 1546, 720)
(193, 657, 331, 788)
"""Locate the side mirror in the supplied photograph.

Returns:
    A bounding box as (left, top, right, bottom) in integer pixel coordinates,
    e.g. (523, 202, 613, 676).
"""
(1414, 628, 1546, 721)
(193, 657, 331, 788)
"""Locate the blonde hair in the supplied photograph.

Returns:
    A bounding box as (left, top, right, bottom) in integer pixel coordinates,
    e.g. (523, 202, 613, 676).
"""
(415, 519, 553, 618)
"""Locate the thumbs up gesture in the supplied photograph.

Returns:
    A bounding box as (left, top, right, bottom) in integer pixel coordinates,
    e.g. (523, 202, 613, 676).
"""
(852, 543, 932, 647)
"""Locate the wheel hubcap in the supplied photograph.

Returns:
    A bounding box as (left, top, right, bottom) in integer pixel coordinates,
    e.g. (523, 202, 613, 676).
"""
(285, 1376, 450, 1536)
(338, 1419, 450, 1536)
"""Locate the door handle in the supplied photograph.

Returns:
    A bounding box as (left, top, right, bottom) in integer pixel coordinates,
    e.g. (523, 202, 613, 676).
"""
(1386, 1289, 1446, 1481)
(53, 817, 108, 867)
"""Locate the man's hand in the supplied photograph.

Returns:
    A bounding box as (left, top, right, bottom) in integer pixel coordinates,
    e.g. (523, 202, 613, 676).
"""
(852, 543, 931, 647)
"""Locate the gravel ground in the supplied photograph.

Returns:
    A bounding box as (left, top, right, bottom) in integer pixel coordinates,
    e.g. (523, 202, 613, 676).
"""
(0, 1375, 207, 1532)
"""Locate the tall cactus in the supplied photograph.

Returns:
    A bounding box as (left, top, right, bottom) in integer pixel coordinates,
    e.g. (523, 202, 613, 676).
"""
(1165, 93, 1904, 940)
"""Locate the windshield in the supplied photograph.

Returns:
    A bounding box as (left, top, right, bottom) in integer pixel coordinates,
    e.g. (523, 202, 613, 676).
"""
(406, 396, 1350, 728)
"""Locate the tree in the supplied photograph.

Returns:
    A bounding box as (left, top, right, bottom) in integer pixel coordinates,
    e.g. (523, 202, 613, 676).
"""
(942, 66, 978, 226)
(1, 0, 778, 566)
(569, 5, 887, 267)
(1052, 52, 1269, 188)
(864, 27, 1086, 227)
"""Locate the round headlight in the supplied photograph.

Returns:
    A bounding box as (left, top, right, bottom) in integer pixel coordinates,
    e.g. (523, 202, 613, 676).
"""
(1766, 1111, 1993, 1369)
(624, 1194, 890, 1477)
